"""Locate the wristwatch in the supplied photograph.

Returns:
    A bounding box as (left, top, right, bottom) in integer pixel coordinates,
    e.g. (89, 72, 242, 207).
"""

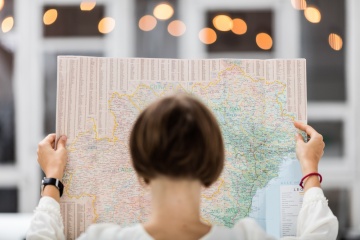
(41, 177, 64, 197)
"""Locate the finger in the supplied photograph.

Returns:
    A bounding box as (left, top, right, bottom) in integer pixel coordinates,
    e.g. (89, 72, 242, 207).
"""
(294, 122, 318, 138)
(295, 133, 304, 142)
(56, 135, 68, 150)
(39, 134, 56, 149)
(43, 133, 56, 144)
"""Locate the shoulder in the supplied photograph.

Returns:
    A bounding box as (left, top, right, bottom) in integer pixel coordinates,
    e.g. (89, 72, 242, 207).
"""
(77, 223, 153, 240)
(233, 218, 275, 240)
(202, 219, 274, 240)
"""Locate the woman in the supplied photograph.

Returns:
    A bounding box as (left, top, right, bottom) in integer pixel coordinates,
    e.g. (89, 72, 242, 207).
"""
(27, 94, 338, 239)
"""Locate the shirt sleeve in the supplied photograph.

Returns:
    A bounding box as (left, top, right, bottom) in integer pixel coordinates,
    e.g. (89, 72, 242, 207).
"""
(26, 197, 66, 240)
(294, 187, 339, 240)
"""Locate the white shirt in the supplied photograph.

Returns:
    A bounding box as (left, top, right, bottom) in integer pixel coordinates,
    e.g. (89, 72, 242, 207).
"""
(27, 187, 338, 240)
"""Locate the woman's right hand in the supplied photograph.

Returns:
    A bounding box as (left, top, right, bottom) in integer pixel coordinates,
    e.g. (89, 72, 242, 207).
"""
(294, 121, 325, 178)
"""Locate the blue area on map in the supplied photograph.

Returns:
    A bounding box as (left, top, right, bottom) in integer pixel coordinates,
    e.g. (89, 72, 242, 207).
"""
(249, 158, 302, 238)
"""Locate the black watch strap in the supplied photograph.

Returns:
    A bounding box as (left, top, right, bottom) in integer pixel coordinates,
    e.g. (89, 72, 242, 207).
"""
(42, 177, 64, 197)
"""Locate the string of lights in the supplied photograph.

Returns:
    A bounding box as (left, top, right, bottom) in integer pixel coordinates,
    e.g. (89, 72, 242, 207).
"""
(0, 0, 344, 51)
(292, 0, 343, 51)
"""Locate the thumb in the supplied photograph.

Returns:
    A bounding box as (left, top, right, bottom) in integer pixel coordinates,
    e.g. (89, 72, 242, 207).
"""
(57, 135, 67, 150)
(295, 133, 304, 143)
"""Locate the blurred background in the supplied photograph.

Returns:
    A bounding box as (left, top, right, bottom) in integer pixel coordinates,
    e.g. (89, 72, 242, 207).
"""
(0, 0, 359, 239)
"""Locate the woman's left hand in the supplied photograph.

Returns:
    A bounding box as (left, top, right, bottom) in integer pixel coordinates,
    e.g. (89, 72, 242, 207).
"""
(37, 134, 68, 181)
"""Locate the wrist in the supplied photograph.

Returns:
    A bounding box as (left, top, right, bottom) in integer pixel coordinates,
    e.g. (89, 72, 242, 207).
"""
(46, 177, 63, 182)
(302, 175, 321, 192)
(301, 166, 318, 176)
(45, 173, 63, 181)
(302, 170, 318, 176)
(42, 185, 61, 202)
(299, 172, 322, 190)
(41, 177, 64, 201)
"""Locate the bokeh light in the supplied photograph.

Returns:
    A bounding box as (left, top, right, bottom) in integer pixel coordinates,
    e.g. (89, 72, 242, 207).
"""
(98, 17, 115, 34)
(291, 0, 307, 10)
(80, 1, 96, 11)
(1, 16, 14, 33)
(139, 15, 157, 32)
(199, 28, 217, 45)
(153, 3, 174, 20)
(168, 20, 186, 37)
(304, 6, 321, 23)
(329, 33, 343, 51)
(256, 33, 273, 50)
(43, 9, 58, 26)
(0, 0, 4, 11)
(212, 15, 233, 32)
(231, 18, 247, 35)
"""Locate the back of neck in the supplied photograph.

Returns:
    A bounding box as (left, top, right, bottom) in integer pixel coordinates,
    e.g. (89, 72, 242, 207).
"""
(143, 177, 211, 240)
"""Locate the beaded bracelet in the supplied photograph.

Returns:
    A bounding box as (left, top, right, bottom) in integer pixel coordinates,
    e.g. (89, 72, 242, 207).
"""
(299, 172, 322, 189)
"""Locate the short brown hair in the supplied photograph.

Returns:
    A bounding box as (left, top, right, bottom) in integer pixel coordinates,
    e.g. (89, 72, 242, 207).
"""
(130, 94, 224, 187)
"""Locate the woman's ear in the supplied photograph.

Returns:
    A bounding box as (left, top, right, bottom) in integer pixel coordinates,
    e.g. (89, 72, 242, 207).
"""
(137, 176, 150, 188)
